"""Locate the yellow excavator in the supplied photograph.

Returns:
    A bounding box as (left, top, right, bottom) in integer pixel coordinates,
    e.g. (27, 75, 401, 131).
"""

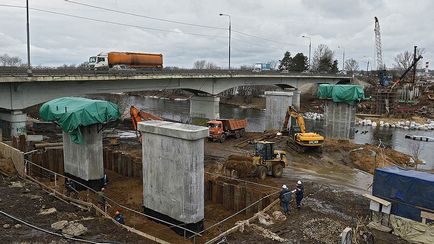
(282, 106, 324, 152)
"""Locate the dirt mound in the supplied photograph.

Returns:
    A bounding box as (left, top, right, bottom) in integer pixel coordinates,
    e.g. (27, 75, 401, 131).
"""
(224, 155, 256, 178)
(0, 157, 16, 175)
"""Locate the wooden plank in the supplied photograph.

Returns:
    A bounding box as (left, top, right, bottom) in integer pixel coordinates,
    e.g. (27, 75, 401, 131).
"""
(363, 194, 391, 206)
(421, 211, 434, 221)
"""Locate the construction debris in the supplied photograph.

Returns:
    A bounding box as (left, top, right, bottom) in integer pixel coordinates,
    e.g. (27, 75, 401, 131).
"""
(39, 207, 57, 215)
(249, 224, 287, 242)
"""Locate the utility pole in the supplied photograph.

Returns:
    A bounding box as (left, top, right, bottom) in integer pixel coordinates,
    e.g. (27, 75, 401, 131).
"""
(26, 0, 32, 76)
(219, 13, 231, 71)
(412, 45, 417, 83)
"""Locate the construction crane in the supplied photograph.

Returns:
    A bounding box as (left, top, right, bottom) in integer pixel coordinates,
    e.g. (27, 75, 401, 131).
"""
(282, 106, 324, 152)
(374, 17, 384, 71)
(374, 17, 390, 86)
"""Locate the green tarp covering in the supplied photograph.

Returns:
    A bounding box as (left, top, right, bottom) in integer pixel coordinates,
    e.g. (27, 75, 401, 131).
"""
(39, 97, 120, 144)
(317, 84, 365, 105)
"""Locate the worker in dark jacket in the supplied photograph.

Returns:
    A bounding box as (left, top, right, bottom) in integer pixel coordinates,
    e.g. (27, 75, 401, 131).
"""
(114, 210, 125, 225)
(279, 185, 291, 215)
(292, 181, 304, 209)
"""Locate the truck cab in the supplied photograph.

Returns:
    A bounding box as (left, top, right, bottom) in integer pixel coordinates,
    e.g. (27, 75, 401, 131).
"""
(88, 54, 108, 70)
(207, 120, 224, 141)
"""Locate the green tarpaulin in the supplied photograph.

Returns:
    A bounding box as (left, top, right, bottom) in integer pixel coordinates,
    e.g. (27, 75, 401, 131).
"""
(317, 84, 365, 105)
(39, 97, 120, 144)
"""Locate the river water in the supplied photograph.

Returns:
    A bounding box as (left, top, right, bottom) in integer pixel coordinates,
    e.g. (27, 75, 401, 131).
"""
(119, 95, 434, 166)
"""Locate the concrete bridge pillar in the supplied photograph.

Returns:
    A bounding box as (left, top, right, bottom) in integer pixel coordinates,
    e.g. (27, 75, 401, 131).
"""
(323, 100, 356, 139)
(265, 91, 293, 130)
(0, 110, 27, 138)
(292, 89, 301, 111)
(63, 124, 104, 190)
(189, 95, 220, 120)
(138, 120, 208, 234)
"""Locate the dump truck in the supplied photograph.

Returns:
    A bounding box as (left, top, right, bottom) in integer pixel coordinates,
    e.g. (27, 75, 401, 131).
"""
(207, 119, 247, 142)
(89, 52, 163, 70)
(253, 141, 288, 179)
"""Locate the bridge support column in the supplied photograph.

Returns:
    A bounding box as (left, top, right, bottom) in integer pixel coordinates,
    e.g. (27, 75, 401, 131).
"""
(323, 100, 356, 139)
(292, 89, 301, 111)
(63, 124, 104, 191)
(190, 95, 220, 120)
(138, 121, 208, 235)
(265, 91, 293, 130)
(0, 110, 27, 138)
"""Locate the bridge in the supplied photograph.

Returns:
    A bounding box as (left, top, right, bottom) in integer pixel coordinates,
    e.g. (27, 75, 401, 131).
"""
(0, 68, 351, 137)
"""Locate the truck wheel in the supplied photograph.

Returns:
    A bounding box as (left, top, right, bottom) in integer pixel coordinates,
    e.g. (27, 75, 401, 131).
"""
(240, 129, 246, 137)
(219, 135, 226, 143)
(272, 164, 283, 178)
(235, 131, 241, 139)
(257, 166, 267, 180)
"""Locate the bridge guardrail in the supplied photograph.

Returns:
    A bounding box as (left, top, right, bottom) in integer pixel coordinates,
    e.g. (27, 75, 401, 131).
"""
(0, 66, 352, 78)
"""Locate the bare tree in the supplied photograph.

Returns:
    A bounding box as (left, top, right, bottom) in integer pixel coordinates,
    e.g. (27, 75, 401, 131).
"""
(394, 48, 425, 70)
(268, 60, 279, 70)
(311, 44, 335, 73)
(407, 140, 424, 169)
(345, 58, 359, 74)
(0, 54, 22, 66)
(205, 62, 220, 70)
(193, 60, 207, 69)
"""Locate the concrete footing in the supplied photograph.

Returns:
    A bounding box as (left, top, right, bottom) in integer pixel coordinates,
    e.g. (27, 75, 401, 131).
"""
(323, 100, 356, 139)
(138, 120, 208, 234)
(190, 95, 220, 119)
(0, 110, 27, 137)
(63, 124, 104, 190)
(265, 91, 293, 130)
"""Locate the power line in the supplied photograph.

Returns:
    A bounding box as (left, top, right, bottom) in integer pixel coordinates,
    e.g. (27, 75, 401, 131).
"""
(64, 0, 301, 47)
(65, 0, 227, 30)
(0, 4, 226, 39)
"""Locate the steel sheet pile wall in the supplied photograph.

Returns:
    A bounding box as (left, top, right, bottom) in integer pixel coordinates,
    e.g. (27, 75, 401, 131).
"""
(205, 177, 273, 214)
(373, 167, 434, 222)
(323, 100, 356, 139)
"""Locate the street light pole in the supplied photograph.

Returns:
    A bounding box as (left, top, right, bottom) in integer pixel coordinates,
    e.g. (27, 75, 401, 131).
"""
(338, 45, 345, 71)
(219, 13, 231, 71)
(301, 35, 311, 70)
(26, 0, 32, 76)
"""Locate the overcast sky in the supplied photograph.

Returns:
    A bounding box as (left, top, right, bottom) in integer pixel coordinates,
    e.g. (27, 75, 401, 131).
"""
(0, 0, 432, 69)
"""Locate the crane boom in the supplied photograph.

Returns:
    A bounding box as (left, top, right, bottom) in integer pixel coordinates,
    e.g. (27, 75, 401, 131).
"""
(374, 17, 384, 70)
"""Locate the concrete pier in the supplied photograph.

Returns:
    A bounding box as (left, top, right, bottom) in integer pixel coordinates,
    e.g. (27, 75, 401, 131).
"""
(292, 89, 301, 111)
(0, 110, 27, 137)
(138, 120, 208, 234)
(265, 91, 293, 130)
(323, 100, 356, 139)
(63, 124, 104, 190)
(190, 95, 220, 119)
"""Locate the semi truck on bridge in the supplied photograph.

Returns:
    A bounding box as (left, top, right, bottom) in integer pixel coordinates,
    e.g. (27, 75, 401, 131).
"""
(88, 52, 163, 70)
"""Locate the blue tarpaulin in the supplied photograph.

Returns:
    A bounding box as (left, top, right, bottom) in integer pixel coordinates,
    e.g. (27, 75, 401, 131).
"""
(372, 167, 434, 222)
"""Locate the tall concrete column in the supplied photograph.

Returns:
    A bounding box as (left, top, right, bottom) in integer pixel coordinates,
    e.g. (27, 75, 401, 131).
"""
(138, 120, 208, 234)
(265, 91, 293, 130)
(292, 89, 301, 111)
(189, 95, 220, 119)
(323, 100, 356, 139)
(0, 110, 27, 137)
(63, 124, 104, 190)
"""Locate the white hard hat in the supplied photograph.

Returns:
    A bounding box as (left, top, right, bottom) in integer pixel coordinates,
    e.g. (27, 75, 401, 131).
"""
(282, 184, 287, 189)
(297, 181, 302, 185)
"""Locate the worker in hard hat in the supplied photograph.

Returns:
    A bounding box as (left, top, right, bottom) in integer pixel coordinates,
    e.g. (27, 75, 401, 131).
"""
(114, 210, 125, 225)
(279, 185, 292, 215)
(292, 181, 304, 209)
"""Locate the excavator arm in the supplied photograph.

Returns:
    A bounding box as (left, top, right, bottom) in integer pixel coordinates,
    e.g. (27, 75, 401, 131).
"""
(130, 106, 162, 138)
(282, 106, 306, 133)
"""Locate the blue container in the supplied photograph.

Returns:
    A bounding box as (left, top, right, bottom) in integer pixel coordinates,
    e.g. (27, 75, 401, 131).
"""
(372, 167, 434, 222)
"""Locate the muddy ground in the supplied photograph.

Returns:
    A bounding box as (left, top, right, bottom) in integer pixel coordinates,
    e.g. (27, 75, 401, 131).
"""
(0, 174, 150, 243)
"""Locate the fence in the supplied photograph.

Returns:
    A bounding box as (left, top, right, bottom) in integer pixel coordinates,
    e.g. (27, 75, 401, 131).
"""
(23, 159, 200, 243)
(0, 141, 25, 176)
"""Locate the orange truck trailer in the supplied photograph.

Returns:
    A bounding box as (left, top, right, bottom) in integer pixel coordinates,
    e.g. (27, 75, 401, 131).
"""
(89, 52, 163, 70)
(207, 119, 247, 142)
